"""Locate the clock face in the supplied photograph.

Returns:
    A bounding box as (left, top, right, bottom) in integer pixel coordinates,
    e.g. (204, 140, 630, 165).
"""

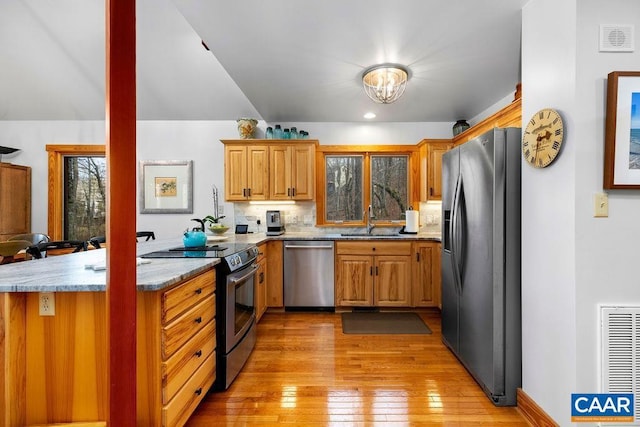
(522, 108, 564, 168)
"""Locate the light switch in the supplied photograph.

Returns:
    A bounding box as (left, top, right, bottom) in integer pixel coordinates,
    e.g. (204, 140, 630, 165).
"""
(594, 193, 608, 217)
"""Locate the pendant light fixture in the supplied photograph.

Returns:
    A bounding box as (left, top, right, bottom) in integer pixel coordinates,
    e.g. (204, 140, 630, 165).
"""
(362, 64, 410, 104)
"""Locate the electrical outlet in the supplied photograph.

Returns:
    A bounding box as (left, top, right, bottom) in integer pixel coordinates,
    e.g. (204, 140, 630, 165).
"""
(39, 292, 55, 316)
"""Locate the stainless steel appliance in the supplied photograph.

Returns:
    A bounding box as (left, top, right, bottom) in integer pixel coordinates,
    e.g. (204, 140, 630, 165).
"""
(212, 243, 259, 390)
(266, 210, 285, 236)
(441, 127, 521, 406)
(283, 240, 334, 311)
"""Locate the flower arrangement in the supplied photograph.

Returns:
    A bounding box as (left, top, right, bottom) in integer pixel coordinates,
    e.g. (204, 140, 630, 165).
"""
(203, 185, 228, 234)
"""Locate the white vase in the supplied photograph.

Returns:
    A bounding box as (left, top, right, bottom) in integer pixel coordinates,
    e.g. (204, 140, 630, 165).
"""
(237, 118, 258, 139)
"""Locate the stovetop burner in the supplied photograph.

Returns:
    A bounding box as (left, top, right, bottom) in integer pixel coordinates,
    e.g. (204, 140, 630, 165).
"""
(169, 245, 227, 252)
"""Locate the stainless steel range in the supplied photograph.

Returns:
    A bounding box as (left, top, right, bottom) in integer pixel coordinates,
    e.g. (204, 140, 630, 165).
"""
(142, 242, 259, 390)
(211, 243, 259, 390)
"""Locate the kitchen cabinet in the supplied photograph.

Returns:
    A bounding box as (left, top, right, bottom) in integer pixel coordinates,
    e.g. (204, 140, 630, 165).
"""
(0, 162, 31, 240)
(255, 242, 268, 322)
(266, 239, 283, 307)
(412, 241, 441, 307)
(269, 143, 315, 200)
(223, 144, 269, 201)
(0, 268, 216, 427)
(221, 140, 317, 201)
(335, 241, 412, 307)
(419, 140, 453, 201)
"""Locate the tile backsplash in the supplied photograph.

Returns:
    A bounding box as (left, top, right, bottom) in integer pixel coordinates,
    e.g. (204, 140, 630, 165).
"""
(233, 201, 442, 235)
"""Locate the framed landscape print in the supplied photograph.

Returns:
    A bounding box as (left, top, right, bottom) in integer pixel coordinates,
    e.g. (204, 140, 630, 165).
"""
(139, 160, 193, 213)
(604, 71, 640, 189)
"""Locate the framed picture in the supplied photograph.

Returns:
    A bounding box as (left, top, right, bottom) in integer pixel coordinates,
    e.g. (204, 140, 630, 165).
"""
(139, 160, 193, 213)
(604, 71, 640, 189)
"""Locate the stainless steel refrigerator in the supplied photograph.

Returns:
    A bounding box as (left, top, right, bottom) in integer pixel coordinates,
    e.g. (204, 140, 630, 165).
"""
(441, 127, 521, 406)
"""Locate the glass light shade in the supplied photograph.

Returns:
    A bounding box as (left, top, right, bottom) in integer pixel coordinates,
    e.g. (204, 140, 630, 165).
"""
(362, 64, 409, 104)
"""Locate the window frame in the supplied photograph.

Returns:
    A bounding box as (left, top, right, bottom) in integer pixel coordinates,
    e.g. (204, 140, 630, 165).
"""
(316, 145, 420, 227)
(46, 144, 106, 240)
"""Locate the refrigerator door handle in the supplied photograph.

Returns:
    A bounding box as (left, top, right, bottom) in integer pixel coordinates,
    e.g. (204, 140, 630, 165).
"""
(450, 174, 463, 295)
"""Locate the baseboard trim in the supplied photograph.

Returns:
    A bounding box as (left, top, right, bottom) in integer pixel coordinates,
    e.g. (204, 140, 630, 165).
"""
(517, 388, 559, 427)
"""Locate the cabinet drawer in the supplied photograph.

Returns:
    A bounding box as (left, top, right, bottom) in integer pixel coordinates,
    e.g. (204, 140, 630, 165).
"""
(256, 243, 267, 263)
(162, 319, 216, 404)
(162, 297, 215, 359)
(162, 269, 215, 325)
(336, 241, 412, 256)
(162, 352, 216, 427)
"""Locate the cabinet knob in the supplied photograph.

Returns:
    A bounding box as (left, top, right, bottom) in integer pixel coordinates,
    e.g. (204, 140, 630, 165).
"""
(195, 387, 203, 396)
(195, 288, 202, 295)
(195, 349, 202, 358)
(194, 316, 202, 324)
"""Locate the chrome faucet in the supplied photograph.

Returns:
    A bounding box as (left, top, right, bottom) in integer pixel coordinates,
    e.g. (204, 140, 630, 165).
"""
(366, 205, 375, 234)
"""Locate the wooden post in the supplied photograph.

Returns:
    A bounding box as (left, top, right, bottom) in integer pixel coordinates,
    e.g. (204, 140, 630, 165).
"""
(105, 0, 137, 425)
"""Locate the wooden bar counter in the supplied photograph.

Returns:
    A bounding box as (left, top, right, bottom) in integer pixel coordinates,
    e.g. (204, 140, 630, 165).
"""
(0, 240, 219, 427)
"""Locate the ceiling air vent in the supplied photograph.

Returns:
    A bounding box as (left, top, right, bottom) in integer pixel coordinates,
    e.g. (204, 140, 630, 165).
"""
(599, 25, 634, 52)
(600, 306, 640, 425)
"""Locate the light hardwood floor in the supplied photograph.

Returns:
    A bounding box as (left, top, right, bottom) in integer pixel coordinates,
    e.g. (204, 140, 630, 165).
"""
(186, 310, 529, 426)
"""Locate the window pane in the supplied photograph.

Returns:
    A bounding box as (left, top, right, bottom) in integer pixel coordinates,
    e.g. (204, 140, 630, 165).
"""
(63, 156, 107, 240)
(325, 155, 363, 222)
(371, 155, 408, 221)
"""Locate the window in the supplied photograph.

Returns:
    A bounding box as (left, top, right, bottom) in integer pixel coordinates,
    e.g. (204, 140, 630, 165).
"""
(318, 146, 418, 226)
(64, 156, 107, 240)
(47, 145, 106, 240)
(370, 155, 409, 221)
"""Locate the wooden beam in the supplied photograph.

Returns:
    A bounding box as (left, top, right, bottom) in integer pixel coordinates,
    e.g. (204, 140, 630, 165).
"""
(105, 0, 137, 425)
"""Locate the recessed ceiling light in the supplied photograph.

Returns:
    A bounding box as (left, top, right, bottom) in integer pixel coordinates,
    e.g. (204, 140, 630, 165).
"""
(364, 112, 376, 119)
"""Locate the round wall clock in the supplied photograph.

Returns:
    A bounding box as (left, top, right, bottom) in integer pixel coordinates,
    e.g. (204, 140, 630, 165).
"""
(522, 108, 565, 168)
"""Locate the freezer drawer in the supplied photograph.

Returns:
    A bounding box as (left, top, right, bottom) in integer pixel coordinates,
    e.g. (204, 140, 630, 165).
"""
(283, 240, 335, 310)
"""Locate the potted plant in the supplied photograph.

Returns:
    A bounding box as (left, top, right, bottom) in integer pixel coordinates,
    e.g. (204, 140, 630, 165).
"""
(204, 185, 229, 234)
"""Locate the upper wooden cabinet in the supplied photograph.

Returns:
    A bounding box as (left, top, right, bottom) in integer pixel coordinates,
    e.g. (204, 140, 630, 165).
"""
(223, 144, 269, 201)
(418, 140, 453, 201)
(221, 140, 317, 201)
(0, 162, 31, 240)
(269, 144, 315, 200)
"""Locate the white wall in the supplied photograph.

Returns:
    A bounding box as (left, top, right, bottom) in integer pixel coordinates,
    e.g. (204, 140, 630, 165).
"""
(0, 120, 451, 238)
(522, 0, 640, 425)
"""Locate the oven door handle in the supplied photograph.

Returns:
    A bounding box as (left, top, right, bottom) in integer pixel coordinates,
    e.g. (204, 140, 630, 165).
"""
(229, 264, 259, 284)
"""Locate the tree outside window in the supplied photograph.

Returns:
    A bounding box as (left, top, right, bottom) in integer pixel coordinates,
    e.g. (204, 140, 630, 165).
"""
(64, 156, 106, 240)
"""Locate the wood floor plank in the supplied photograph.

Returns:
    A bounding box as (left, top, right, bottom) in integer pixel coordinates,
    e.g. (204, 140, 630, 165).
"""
(186, 311, 529, 426)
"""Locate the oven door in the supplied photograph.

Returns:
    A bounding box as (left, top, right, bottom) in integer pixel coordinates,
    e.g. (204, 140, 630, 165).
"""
(225, 263, 258, 351)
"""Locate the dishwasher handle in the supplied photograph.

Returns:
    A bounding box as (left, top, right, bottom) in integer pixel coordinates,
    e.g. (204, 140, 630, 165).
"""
(284, 245, 334, 250)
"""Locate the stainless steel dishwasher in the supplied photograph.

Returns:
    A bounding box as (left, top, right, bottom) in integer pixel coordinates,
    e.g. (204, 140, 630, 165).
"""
(283, 240, 335, 311)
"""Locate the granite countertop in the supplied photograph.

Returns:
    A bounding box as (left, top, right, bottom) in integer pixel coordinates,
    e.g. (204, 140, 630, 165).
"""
(0, 238, 219, 293)
(0, 232, 440, 294)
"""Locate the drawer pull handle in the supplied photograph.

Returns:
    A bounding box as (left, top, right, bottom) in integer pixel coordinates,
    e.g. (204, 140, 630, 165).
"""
(194, 316, 202, 324)
(195, 288, 202, 295)
(195, 387, 203, 396)
(195, 350, 202, 358)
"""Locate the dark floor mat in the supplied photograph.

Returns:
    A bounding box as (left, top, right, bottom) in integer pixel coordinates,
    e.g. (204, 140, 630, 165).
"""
(341, 311, 432, 335)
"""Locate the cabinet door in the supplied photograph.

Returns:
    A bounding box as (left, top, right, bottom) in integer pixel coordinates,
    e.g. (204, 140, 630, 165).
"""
(266, 240, 284, 307)
(412, 242, 437, 307)
(374, 255, 412, 306)
(336, 254, 373, 306)
(0, 163, 31, 238)
(255, 257, 268, 322)
(268, 145, 291, 200)
(224, 146, 248, 201)
(290, 144, 315, 200)
(427, 143, 453, 200)
(247, 146, 269, 200)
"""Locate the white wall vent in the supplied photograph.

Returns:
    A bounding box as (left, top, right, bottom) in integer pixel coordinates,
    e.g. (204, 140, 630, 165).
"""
(600, 25, 635, 52)
(601, 306, 640, 425)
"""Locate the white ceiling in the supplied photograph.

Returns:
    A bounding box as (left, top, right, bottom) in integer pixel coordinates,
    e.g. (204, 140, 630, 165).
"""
(0, 0, 527, 122)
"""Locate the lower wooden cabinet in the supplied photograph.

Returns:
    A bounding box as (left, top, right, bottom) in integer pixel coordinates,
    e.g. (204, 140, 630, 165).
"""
(255, 243, 268, 321)
(266, 240, 283, 308)
(412, 241, 441, 307)
(335, 241, 412, 307)
(138, 268, 217, 427)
